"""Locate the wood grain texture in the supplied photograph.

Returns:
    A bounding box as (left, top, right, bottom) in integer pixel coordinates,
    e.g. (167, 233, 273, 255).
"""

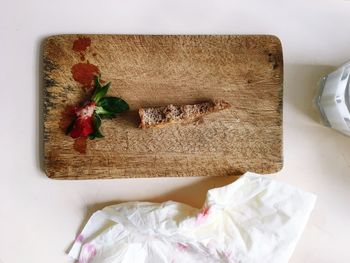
(43, 35, 283, 179)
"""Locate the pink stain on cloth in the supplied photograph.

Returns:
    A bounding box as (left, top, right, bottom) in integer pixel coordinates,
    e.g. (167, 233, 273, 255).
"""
(68, 172, 317, 263)
(79, 243, 97, 263)
(75, 234, 84, 243)
(176, 242, 189, 251)
(196, 206, 211, 224)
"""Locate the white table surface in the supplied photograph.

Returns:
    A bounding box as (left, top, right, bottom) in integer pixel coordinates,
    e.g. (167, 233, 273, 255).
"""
(1, 0, 350, 262)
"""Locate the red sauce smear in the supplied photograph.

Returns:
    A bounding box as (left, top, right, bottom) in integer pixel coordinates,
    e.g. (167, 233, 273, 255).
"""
(73, 37, 91, 53)
(71, 62, 99, 89)
(73, 137, 87, 154)
(59, 105, 75, 132)
(66, 37, 97, 154)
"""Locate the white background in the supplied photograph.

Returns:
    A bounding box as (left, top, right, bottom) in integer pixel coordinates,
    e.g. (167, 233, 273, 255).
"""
(1, 0, 350, 262)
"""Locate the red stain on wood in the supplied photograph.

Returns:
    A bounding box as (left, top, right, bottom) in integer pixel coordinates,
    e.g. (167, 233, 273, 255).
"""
(73, 137, 87, 154)
(59, 105, 75, 132)
(73, 37, 91, 53)
(71, 62, 99, 89)
(59, 37, 97, 154)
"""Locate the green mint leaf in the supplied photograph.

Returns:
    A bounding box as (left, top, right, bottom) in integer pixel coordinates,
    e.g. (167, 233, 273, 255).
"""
(96, 106, 112, 115)
(92, 82, 111, 103)
(94, 129, 104, 138)
(88, 129, 104, 140)
(94, 75, 102, 90)
(95, 106, 116, 119)
(93, 113, 101, 129)
(89, 113, 104, 140)
(98, 97, 129, 114)
(88, 130, 104, 140)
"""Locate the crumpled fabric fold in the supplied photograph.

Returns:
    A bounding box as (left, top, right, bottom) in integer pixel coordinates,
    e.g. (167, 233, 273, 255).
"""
(68, 172, 316, 263)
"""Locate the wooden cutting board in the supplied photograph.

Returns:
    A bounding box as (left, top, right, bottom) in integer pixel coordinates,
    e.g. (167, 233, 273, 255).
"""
(43, 35, 283, 179)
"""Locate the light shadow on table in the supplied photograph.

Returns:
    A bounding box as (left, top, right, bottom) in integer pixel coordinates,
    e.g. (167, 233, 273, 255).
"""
(284, 63, 335, 122)
(95, 175, 237, 210)
(283, 63, 350, 176)
(65, 174, 239, 253)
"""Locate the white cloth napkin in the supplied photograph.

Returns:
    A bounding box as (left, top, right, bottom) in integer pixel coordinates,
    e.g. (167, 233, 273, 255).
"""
(68, 172, 316, 263)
